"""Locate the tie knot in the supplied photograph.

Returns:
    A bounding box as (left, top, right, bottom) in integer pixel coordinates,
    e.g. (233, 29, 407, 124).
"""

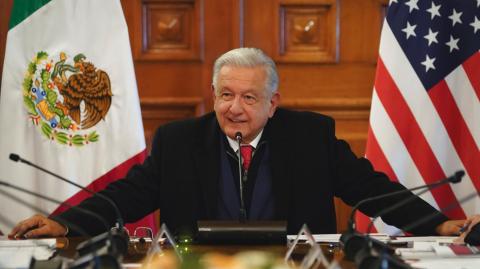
(240, 145, 254, 171)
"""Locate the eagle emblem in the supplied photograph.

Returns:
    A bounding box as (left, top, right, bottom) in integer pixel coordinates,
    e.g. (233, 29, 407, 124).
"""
(22, 51, 113, 146)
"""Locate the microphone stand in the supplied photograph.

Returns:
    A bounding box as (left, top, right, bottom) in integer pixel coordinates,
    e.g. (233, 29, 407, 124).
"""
(353, 171, 465, 269)
(365, 171, 465, 236)
(355, 190, 479, 269)
(0, 183, 91, 237)
(195, 133, 287, 244)
(8, 153, 129, 257)
(235, 132, 247, 222)
(0, 180, 121, 269)
(340, 170, 464, 262)
(9, 153, 124, 229)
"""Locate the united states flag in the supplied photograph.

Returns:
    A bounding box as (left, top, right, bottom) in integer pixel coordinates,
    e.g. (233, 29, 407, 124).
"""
(357, 0, 480, 234)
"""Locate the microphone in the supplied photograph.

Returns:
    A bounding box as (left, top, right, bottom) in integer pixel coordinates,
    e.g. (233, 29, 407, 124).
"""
(340, 170, 465, 260)
(0, 180, 91, 237)
(0, 182, 114, 269)
(235, 132, 247, 222)
(352, 171, 465, 269)
(195, 132, 287, 244)
(8, 153, 128, 256)
(0, 180, 128, 257)
(9, 153, 125, 229)
(365, 170, 465, 235)
(356, 189, 478, 269)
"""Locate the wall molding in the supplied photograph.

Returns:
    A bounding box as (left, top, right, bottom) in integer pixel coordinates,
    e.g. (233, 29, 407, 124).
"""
(140, 97, 204, 118)
(281, 97, 371, 120)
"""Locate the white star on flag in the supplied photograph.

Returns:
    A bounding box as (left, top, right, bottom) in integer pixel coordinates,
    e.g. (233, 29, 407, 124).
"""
(421, 55, 436, 72)
(424, 28, 439, 46)
(361, 0, 480, 240)
(390, 0, 398, 4)
(426, 2, 441, 20)
(449, 9, 463, 26)
(446, 35, 460, 52)
(405, 0, 419, 13)
(402, 22, 417, 39)
(471, 16, 480, 34)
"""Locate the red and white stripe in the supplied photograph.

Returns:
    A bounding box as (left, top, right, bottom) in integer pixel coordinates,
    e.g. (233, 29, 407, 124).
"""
(357, 21, 480, 234)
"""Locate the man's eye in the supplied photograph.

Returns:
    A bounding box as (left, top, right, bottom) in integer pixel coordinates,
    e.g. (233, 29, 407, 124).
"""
(221, 92, 233, 99)
(243, 95, 257, 104)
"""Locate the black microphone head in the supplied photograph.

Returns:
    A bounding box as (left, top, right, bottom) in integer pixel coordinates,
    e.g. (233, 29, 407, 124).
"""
(340, 232, 368, 261)
(9, 153, 20, 162)
(235, 132, 242, 141)
(110, 228, 129, 256)
(450, 170, 465, 183)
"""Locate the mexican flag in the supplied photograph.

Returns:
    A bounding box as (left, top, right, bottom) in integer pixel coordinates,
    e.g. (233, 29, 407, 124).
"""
(0, 0, 155, 234)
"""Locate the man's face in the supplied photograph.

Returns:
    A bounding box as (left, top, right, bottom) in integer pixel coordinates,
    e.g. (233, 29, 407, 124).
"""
(213, 65, 280, 144)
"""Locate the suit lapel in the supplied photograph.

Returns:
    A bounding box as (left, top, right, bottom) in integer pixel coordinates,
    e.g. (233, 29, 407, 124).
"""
(192, 115, 221, 219)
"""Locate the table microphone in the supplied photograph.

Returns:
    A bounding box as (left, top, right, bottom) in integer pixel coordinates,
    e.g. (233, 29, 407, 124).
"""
(365, 171, 465, 237)
(0, 181, 121, 269)
(0, 180, 92, 237)
(355, 170, 464, 269)
(0, 180, 123, 267)
(8, 153, 128, 256)
(9, 153, 125, 229)
(0, 180, 127, 257)
(340, 170, 465, 260)
(235, 132, 247, 222)
(196, 132, 286, 244)
(356, 187, 477, 269)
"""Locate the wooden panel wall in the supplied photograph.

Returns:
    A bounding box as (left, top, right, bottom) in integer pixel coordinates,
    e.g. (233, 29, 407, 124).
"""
(0, 0, 388, 233)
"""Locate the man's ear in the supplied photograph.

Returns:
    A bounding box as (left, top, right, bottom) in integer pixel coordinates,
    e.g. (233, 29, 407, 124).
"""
(211, 84, 216, 101)
(268, 92, 281, 118)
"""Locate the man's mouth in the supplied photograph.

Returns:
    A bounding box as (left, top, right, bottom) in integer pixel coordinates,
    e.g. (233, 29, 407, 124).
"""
(228, 118, 246, 123)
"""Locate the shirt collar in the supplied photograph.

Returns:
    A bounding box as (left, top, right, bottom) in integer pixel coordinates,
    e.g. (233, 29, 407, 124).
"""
(226, 129, 263, 152)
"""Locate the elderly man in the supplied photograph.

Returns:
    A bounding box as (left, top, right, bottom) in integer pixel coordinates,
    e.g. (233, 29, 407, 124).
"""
(10, 47, 463, 238)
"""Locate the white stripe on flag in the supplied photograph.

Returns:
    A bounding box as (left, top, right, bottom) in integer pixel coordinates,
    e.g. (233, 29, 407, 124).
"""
(370, 90, 438, 208)
(445, 66, 480, 147)
(378, 22, 479, 215)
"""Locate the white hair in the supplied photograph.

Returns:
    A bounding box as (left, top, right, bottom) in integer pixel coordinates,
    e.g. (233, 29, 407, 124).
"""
(212, 48, 279, 95)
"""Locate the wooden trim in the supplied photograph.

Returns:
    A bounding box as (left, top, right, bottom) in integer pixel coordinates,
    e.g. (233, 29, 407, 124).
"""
(281, 97, 371, 119)
(140, 97, 205, 117)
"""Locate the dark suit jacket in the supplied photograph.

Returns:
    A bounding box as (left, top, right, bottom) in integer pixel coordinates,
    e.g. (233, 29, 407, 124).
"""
(59, 108, 448, 236)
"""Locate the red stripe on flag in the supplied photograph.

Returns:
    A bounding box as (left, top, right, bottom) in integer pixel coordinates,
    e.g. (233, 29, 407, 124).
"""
(365, 126, 399, 183)
(356, 128, 397, 233)
(428, 81, 480, 190)
(50, 149, 156, 233)
(356, 212, 378, 234)
(375, 58, 466, 219)
(462, 52, 480, 100)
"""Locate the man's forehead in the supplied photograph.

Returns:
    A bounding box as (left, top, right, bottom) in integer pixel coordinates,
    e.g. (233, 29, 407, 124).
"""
(218, 65, 266, 81)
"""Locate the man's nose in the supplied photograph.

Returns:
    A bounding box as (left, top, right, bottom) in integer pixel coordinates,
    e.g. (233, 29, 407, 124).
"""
(229, 96, 244, 114)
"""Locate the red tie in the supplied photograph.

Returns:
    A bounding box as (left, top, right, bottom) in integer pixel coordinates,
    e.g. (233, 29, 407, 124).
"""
(240, 145, 254, 171)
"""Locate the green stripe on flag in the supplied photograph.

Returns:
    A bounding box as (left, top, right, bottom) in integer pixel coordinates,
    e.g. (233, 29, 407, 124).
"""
(9, 0, 52, 30)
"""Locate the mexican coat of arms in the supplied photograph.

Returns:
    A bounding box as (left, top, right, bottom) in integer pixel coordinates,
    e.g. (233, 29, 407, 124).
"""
(22, 52, 112, 146)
